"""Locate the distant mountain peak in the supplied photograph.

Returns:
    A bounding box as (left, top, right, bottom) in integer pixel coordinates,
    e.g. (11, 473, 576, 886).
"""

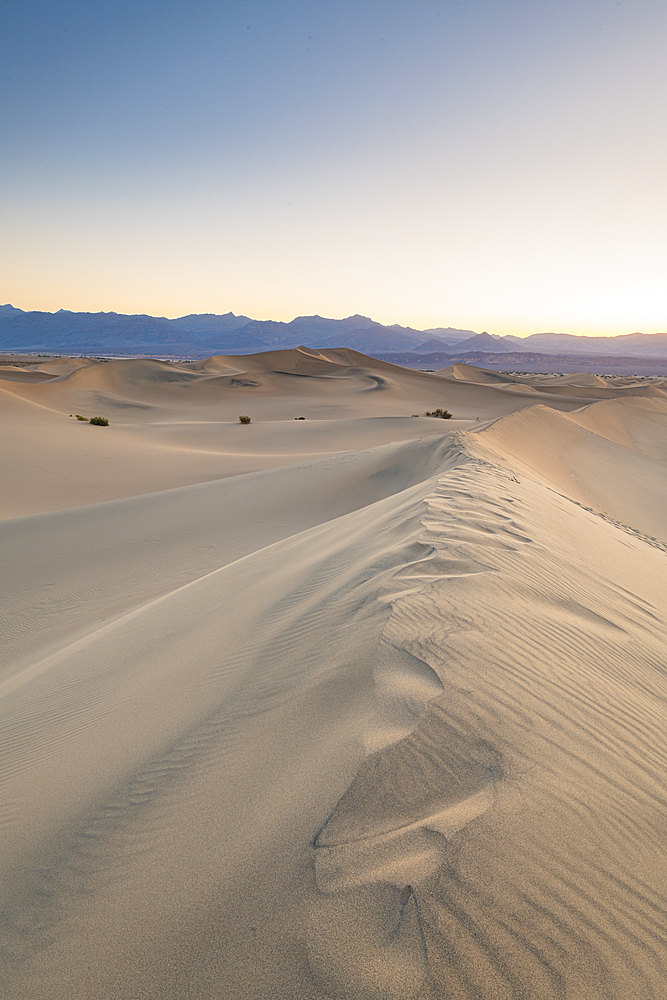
(457, 331, 511, 352)
(412, 337, 456, 352)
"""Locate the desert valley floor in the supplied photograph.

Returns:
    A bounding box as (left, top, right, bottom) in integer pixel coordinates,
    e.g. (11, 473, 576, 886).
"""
(1, 347, 667, 999)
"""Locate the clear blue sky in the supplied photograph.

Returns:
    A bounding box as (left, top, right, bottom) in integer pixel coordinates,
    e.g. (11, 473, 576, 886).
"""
(2, 0, 665, 334)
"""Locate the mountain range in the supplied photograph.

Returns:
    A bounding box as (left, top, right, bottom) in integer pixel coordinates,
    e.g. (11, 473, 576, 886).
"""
(0, 304, 666, 358)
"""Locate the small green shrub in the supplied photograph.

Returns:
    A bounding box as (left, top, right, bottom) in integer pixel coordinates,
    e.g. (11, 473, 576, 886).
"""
(425, 408, 452, 419)
(239, 414, 251, 424)
(75, 414, 89, 421)
(411, 413, 419, 417)
(295, 416, 306, 420)
(90, 416, 109, 426)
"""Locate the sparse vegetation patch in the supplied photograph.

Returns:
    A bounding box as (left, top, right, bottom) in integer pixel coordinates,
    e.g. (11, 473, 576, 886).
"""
(239, 415, 251, 424)
(75, 414, 89, 421)
(425, 408, 452, 419)
(90, 416, 109, 426)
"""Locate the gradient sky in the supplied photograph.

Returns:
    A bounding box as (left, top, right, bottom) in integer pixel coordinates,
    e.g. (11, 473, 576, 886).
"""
(2, 0, 666, 335)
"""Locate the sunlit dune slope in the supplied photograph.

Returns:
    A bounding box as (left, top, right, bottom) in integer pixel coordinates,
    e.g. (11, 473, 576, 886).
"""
(568, 395, 667, 462)
(479, 401, 667, 542)
(0, 365, 57, 383)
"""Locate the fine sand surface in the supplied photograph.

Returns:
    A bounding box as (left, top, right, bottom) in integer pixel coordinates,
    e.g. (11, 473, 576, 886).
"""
(1, 349, 667, 998)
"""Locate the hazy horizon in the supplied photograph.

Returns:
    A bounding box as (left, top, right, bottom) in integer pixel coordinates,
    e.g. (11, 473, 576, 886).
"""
(2, 301, 664, 340)
(2, 0, 665, 336)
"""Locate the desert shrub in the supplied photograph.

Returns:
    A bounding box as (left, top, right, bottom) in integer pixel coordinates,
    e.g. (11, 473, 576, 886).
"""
(425, 408, 452, 419)
(90, 416, 109, 426)
(75, 414, 89, 421)
(411, 413, 419, 417)
(295, 416, 306, 420)
(239, 414, 251, 424)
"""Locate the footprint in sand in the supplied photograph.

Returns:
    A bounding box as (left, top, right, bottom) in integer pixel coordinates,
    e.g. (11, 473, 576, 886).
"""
(307, 703, 501, 999)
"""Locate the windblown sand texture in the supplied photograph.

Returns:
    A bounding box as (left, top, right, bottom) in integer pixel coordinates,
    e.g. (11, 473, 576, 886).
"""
(1, 349, 667, 999)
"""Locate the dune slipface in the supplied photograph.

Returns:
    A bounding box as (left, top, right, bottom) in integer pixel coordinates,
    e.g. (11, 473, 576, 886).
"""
(1, 351, 667, 998)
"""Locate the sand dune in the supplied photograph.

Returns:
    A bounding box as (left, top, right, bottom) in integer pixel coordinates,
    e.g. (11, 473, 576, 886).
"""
(568, 396, 667, 462)
(479, 403, 667, 541)
(1, 350, 667, 998)
(0, 366, 57, 383)
(3, 348, 663, 516)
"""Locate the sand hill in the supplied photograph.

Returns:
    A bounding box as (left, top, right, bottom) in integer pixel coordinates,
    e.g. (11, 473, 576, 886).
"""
(1, 350, 666, 998)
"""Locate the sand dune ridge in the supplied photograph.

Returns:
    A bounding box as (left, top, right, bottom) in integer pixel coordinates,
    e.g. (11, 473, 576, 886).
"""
(1, 352, 666, 997)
